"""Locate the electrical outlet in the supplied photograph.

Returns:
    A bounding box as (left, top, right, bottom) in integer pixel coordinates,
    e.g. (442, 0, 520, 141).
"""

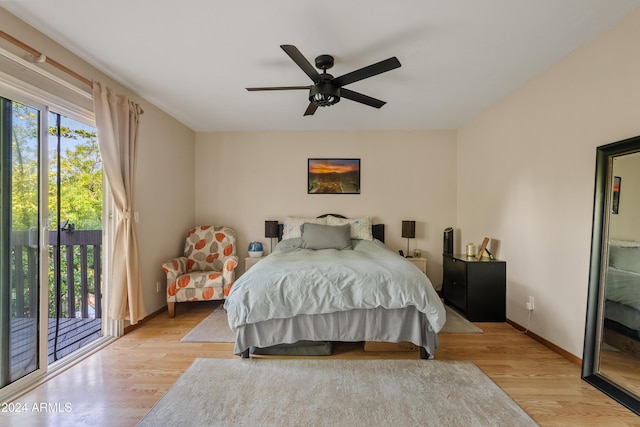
(156, 281, 161, 293)
(526, 296, 535, 311)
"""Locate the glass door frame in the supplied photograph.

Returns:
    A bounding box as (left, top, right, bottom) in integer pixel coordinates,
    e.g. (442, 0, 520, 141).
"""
(0, 75, 118, 401)
(0, 90, 50, 400)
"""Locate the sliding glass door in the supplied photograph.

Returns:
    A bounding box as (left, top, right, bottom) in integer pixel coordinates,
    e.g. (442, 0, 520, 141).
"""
(0, 92, 104, 398)
(0, 97, 46, 391)
(0, 66, 112, 399)
(48, 111, 103, 363)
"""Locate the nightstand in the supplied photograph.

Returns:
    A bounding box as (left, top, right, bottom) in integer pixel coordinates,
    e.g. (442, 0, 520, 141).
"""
(407, 257, 427, 274)
(244, 256, 264, 272)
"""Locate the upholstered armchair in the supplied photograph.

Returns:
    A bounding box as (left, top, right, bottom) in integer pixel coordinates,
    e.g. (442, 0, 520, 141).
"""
(162, 226, 238, 317)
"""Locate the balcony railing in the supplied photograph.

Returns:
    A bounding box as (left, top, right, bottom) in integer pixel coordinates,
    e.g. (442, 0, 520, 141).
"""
(49, 229, 102, 319)
(11, 229, 102, 319)
(11, 229, 102, 365)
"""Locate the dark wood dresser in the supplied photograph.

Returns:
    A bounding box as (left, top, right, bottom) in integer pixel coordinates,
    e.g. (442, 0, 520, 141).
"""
(442, 254, 506, 321)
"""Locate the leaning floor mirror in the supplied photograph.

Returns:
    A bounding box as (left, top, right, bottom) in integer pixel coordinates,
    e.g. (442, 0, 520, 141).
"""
(583, 135, 640, 415)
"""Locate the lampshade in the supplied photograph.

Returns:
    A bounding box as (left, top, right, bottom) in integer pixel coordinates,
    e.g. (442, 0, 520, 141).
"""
(402, 221, 416, 239)
(265, 220, 279, 238)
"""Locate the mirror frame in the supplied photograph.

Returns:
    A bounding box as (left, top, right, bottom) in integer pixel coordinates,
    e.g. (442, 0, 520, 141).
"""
(582, 135, 640, 415)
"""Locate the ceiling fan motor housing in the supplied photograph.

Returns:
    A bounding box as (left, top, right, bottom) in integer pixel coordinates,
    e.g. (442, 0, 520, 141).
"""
(309, 81, 340, 106)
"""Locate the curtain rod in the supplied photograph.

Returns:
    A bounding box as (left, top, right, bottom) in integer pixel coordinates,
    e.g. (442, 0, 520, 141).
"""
(0, 30, 93, 87)
(1, 30, 144, 114)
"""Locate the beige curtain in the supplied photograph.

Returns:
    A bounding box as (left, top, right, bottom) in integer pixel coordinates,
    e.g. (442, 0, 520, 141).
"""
(93, 82, 146, 325)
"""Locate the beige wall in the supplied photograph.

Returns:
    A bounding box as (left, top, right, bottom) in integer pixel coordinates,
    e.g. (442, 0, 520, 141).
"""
(194, 130, 457, 286)
(1, 9, 197, 316)
(135, 110, 195, 313)
(457, 8, 640, 357)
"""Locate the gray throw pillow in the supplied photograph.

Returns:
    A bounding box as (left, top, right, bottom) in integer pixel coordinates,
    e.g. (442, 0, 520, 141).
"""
(300, 223, 352, 250)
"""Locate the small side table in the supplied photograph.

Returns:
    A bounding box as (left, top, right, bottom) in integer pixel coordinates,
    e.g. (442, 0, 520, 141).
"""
(244, 256, 264, 272)
(407, 257, 427, 274)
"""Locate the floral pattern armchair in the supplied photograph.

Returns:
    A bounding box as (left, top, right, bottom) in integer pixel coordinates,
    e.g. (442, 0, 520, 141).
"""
(162, 226, 238, 317)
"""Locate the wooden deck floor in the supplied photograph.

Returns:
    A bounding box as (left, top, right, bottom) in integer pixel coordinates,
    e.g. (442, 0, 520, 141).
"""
(47, 317, 102, 362)
(10, 317, 101, 379)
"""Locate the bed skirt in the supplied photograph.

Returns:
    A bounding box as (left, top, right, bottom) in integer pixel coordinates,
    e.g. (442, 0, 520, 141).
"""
(233, 305, 439, 358)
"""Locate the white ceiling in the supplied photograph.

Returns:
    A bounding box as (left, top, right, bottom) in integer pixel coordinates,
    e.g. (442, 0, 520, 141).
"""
(3, 1, 640, 131)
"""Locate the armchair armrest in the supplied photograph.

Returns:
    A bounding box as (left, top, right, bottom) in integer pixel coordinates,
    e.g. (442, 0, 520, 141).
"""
(162, 256, 188, 276)
(222, 256, 239, 297)
(163, 256, 188, 300)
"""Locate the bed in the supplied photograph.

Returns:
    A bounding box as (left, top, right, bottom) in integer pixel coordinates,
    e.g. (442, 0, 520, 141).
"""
(604, 241, 640, 347)
(223, 215, 446, 359)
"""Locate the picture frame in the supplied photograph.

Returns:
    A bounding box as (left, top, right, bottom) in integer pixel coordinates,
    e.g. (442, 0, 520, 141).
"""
(476, 237, 490, 260)
(612, 176, 621, 214)
(308, 158, 360, 194)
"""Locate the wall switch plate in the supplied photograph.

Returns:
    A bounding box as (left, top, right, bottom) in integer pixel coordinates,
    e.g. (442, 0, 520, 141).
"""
(156, 281, 161, 293)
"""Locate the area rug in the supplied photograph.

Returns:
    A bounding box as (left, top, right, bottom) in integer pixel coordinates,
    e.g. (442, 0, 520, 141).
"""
(441, 304, 483, 333)
(180, 304, 234, 343)
(138, 358, 536, 427)
(181, 304, 481, 343)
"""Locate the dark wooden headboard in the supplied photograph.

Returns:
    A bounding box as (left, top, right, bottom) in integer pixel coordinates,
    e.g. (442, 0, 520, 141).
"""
(277, 214, 385, 243)
(372, 224, 385, 243)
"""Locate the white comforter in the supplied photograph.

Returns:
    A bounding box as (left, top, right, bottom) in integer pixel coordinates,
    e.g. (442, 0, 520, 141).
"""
(224, 238, 446, 333)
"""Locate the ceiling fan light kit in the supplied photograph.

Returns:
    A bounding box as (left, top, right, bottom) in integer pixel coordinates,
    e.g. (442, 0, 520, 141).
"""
(309, 82, 340, 107)
(246, 44, 401, 116)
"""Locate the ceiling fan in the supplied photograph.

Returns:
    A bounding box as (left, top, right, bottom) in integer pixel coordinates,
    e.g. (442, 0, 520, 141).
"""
(246, 44, 401, 116)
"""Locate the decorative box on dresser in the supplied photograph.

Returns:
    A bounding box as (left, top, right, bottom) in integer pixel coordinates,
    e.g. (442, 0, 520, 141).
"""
(442, 254, 506, 322)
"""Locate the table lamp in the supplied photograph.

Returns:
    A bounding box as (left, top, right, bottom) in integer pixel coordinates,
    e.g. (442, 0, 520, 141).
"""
(402, 220, 416, 258)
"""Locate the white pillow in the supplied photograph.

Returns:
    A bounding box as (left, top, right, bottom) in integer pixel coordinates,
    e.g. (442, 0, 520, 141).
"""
(282, 216, 327, 240)
(326, 216, 373, 240)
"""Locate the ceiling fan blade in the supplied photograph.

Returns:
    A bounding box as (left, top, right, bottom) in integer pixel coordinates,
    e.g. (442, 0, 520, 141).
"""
(303, 103, 318, 116)
(281, 45, 321, 82)
(246, 86, 311, 91)
(333, 57, 401, 87)
(340, 88, 386, 109)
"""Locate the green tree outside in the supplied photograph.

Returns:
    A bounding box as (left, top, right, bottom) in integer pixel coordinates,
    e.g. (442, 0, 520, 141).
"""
(10, 101, 103, 318)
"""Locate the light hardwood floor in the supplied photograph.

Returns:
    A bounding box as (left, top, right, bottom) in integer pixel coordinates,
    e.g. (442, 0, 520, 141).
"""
(3, 301, 638, 426)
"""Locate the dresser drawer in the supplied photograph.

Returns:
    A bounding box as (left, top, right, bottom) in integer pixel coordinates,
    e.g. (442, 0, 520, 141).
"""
(443, 278, 466, 313)
(443, 256, 467, 313)
(444, 256, 466, 284)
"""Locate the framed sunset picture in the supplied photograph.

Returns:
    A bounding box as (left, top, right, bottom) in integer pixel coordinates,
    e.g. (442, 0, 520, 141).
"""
(308, 158, 360, 194)
(612, 176, 621, 214)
